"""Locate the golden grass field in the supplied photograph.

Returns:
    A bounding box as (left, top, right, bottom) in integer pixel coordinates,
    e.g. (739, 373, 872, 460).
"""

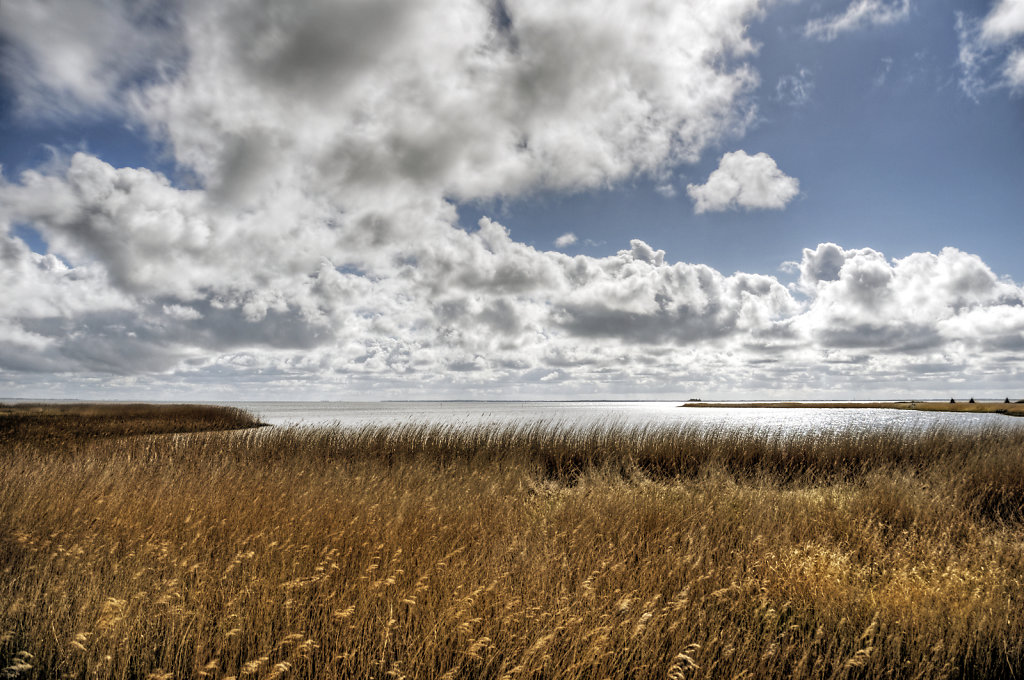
(2, 403, 1024, 679)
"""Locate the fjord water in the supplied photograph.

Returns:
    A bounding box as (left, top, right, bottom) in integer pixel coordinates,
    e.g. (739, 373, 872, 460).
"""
(231, 401, 1024, 433)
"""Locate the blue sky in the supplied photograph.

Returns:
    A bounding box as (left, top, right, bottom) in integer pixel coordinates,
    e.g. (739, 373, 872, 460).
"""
(1, 0, 1023, 400)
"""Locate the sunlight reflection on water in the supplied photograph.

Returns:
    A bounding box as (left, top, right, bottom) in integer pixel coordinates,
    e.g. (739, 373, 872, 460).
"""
(228, 401, 1024, 434)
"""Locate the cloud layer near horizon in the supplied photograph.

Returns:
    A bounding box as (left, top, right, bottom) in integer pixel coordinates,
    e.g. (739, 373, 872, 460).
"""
(1, 0, 1023, 398)
(2, 154, 1021, 398)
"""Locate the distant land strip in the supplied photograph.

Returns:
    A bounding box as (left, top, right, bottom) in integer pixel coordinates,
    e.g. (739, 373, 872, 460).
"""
(681, 401, 1024, 417)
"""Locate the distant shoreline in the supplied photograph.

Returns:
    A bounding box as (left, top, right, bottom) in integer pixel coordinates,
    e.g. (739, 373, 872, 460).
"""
(681, 401, 1024, 417)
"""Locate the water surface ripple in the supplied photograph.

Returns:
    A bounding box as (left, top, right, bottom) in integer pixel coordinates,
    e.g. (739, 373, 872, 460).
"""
(229, 401, 1024, 434)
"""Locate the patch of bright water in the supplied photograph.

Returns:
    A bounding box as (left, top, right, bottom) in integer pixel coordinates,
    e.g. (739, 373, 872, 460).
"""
(225, 401, 1024, 434)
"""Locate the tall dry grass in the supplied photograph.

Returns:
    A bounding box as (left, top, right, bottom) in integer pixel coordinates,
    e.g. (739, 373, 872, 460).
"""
(2, 410, 1024, 679)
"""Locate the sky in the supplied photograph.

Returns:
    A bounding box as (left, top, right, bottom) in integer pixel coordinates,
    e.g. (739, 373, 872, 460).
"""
(1, 0, 1023, 401)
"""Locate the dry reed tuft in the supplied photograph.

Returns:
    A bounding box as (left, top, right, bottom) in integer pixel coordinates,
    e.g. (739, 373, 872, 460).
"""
(2, 407, 1024, 678)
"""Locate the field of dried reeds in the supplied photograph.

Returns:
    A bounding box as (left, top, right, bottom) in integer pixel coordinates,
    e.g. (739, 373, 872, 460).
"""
(0, 402, 263, 442)
(2, 405, 1024, 679)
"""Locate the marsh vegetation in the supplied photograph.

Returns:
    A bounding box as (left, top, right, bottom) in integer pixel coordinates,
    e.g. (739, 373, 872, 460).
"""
(2, 404, 1023, 678)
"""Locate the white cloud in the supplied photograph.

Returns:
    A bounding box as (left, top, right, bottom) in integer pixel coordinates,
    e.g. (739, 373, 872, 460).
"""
(805, 0, 911, 41)
(981, 0, 1024, 44)
(554, 233, 578, 248)
(163, 304, 203, 321)
(1007, 49, 1024, 88)
(0, 0, 180, 120)
(686, 151, 800, 214)
(794, 243, 1023, 352)
(551, 243, 798, 345)
(0, 153, 342, 308)
(957, 2, 1024, 96)
(654, 183, 677, 198)
(128, 0, 766, 210)
(956, 14, 991, 100)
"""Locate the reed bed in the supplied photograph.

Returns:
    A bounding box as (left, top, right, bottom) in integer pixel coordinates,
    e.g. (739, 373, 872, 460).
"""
(2, 410, 1024, 679)
(0, 403, 263, 443)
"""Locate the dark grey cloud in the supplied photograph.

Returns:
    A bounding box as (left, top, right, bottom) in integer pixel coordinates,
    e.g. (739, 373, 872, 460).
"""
(982, 333, 1024, 351)
(813, 322, 944, 352)
(235, 0, 412, 97)
(476, 298, 524, 336)
(554, 303, 735, 345)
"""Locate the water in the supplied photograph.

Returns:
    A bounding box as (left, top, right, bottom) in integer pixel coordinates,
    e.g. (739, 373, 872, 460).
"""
(226, 400, 1024, 434)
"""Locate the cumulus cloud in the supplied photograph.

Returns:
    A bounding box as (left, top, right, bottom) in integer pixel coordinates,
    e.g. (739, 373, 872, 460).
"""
(0, 152, 340, 302)
(794, 243, 847, 290)
(548, 239, 798, 345)
(805, 0, 911, 41)
(794, 243, 1023, 354)
(126, 0, 768, 211)
(687, 151, 800, 214)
